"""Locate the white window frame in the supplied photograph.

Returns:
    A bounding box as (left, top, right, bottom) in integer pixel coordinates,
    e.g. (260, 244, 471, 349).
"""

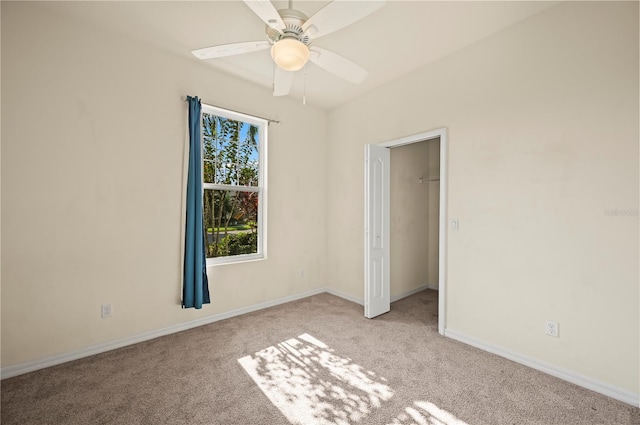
(201, 104, 267, 266)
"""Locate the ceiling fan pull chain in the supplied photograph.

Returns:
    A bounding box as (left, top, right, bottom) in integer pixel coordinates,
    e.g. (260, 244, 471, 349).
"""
(272, 61, 276, 95)
(303, 64, 307, 105)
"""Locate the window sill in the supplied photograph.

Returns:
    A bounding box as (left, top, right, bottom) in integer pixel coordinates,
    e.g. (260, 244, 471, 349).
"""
(207, 254, 265, 267)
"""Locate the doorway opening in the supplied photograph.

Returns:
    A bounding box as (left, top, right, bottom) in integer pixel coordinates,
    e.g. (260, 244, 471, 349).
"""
(364, 128, 447, 335)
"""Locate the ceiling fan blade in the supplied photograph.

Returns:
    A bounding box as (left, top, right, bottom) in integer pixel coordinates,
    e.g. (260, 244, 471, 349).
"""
(273, 67, 294, 96)
(302, 0, 385, 39)
(309, 47, 368, 84)
(191, 41, 270, 60)
(243, 0, 286, 31)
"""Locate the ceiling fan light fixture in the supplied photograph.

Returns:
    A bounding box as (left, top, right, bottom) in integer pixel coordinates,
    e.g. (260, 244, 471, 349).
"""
(271, 38, 310, 71)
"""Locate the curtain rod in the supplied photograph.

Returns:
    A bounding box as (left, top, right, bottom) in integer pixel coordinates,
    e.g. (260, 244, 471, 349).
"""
(182, 96, 280, 125)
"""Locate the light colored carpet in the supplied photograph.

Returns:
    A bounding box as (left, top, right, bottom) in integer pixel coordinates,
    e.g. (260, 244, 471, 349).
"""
(2, 290, 638, 424)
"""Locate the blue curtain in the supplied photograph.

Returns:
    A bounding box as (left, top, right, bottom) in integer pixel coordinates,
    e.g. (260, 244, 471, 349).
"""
(183, 96, 210, 309)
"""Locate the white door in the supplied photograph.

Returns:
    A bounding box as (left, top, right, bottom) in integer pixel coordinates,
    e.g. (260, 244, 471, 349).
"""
(364, 144, 390, 318)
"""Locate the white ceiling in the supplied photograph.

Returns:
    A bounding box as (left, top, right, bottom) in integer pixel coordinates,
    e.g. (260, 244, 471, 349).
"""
(46, 1, 559, 109)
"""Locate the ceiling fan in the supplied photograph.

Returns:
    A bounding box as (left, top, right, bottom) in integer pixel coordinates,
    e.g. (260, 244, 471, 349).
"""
(192, 0, 385, 96)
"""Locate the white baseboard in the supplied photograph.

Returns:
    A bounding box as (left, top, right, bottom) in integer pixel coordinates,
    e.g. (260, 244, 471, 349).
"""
(1, 285, 430, 379)
(428, 282, 439, 290)
(391, 284, 430, 303)
(326, 284, 432, 305)
(445, 328, 640, 408)
(8, 289, 636, 410)
(325, 288, 364, 305)
(1, 287, 328, 380)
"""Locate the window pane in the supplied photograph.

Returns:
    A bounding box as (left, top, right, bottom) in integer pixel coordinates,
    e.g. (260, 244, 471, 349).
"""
(203, 160, 215, 184)
(203, 189, 259, 258)
(202, 112, 260, 187)
(202, 132, 215, 183)
(238, 124, 259, 187)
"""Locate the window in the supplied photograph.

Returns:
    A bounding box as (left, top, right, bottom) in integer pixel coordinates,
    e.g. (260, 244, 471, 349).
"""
(201, 104, 267, 265)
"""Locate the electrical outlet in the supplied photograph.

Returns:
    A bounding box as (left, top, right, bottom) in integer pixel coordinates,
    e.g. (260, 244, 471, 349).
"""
(545, 320, 558, 337)
(101, 304, 112, 319)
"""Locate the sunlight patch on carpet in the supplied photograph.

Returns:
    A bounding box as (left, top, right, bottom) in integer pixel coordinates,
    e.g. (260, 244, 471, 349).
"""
(238, 333, 394, 425)
(388, 401, 470, 425)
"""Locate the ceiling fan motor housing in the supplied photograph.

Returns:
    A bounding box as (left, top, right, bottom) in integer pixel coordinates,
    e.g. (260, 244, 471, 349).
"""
(266, 9, 311, 46)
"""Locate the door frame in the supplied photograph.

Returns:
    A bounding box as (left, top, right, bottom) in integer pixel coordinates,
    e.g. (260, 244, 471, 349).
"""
(365, 127, 448, 335)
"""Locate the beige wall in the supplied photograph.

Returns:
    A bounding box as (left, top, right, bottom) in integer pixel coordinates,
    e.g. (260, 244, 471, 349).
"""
(1, 2, 327, 367)
(389, 139, 440, 297)
(327, 1, 639, 394)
